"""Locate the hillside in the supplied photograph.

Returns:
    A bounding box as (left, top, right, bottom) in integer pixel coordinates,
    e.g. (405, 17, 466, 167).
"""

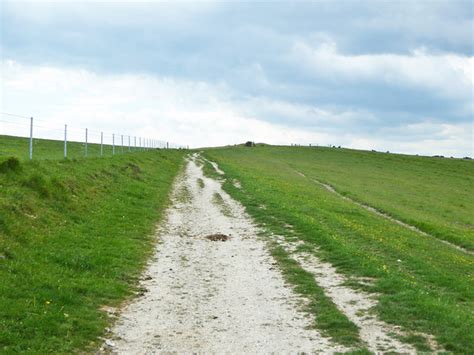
(203, 145, 474, 352)
(0, 141, 185, 352)
(0, 134, 144, 160)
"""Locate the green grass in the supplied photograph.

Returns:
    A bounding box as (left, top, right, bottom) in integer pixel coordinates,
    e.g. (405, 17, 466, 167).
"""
(203, 145, 474, 353)
(211, 192, 233, 217)
(251, 145, 474, 251)
(270, 245, 363, 348)
(0, 135, 186, 352)
(201, 157, 364, 348)
(0, 134, 142, 160)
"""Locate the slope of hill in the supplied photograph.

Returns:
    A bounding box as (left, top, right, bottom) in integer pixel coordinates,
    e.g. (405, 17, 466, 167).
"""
(203, 145, 474, 352)
(0, 140, 185, 352)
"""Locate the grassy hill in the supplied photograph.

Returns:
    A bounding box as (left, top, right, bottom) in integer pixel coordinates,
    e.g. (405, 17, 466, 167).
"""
(0, 134, 143, 161)
(0, 136, 185, 352)
(2, 135, 473, 352)
(203, 145, 474, 352)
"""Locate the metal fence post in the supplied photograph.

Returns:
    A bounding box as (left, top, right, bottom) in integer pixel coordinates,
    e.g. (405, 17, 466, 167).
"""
(85, 128, 88, 157)
(139, 137, 142, 151)
(128, 135, 131, 152)
(166, 142, 169, 149)
(29, 117, 33, 160)
(121, 134, 124, 154)
(112, 133, 115, 155)
(64, 124, 67, 159)
(100, 132, 103, 156)
(134, 136, 136, 151)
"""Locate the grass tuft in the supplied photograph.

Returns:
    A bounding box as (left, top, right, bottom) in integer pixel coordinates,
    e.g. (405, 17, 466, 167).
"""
(0, 157, 21, 174)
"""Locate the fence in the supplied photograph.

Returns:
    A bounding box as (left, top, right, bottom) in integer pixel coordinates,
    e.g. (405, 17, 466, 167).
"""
(0, 112, 187, 160)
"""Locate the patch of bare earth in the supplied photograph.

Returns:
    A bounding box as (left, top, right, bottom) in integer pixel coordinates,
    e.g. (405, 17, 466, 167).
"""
(102, 155, 345, 354)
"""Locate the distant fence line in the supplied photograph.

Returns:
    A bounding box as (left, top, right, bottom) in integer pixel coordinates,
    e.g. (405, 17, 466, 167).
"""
(0, 112, 188, 160)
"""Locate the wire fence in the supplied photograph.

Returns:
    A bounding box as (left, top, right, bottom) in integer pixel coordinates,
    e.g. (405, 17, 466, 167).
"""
(0, 112, 188, 160)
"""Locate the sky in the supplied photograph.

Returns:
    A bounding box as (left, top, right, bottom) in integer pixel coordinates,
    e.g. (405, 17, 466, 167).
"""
(0, 0, 473, 155)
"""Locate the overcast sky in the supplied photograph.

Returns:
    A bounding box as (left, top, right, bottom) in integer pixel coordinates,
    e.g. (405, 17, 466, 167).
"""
(0, 0, 473, 155)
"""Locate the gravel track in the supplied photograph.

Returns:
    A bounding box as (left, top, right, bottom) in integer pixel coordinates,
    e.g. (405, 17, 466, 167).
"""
(104, 155, 344, 354)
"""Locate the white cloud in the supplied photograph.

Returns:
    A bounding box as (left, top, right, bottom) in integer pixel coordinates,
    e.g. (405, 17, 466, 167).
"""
(1, 60, 472, 157)
(291, 38, 473, 101)
(348, 121, 473, 157)
(0, 60, 333, 148)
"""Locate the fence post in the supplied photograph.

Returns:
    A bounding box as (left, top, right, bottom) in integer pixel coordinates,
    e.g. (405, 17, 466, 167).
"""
(100, 132, 103, 156)
(166, 142, 169, 149)
(121, 134, 124, 154)
(128, 135, 131, 152)
(112, 134, 115, 155)
(64, 124, 67, 159)
(140, 137, 142, 151)
(85, 128, 88, 157)
(134, 136, 136, 151)
(29, 117, 33, 160)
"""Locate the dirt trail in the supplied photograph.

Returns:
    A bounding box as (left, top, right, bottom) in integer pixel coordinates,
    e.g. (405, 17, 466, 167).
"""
(290, 248, 421, 353)
(294, 169, 472, 256)
(104, 154, 344, 354)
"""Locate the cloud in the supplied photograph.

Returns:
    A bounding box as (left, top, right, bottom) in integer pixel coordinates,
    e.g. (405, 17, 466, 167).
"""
(291, 38, 473, 102)
(1, 60, 472, 157)
(1, 1, 472, 156)
(1, 60, 330, 147)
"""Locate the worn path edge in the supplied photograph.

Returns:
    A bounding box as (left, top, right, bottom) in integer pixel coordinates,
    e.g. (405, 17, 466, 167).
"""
(102, 154, 344, 354)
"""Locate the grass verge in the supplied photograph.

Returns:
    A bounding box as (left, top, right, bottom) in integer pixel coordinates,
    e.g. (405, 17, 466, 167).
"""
(201, 157, 364, 349)
(203, 146, 474, 353)
(0, 148, 185, 352)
